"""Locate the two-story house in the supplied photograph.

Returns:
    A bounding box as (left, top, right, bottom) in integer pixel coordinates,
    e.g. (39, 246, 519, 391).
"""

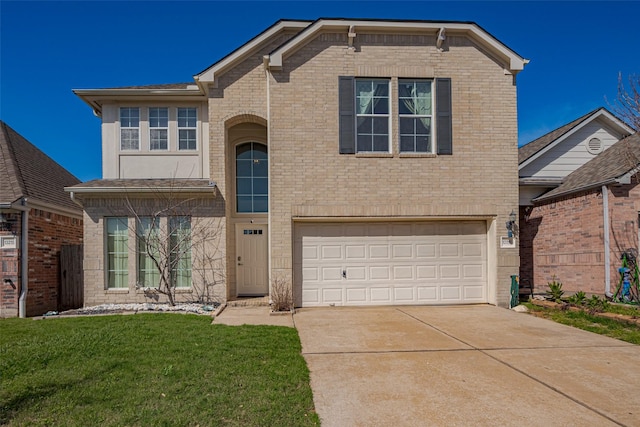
(68, 18, 528, 308)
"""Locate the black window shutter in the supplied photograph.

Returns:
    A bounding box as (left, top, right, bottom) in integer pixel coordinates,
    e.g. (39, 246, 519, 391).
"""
(436, 78, 453, 155)
(339, 76, 356, 154)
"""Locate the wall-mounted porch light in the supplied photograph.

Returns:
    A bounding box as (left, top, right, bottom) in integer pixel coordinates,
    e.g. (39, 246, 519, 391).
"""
(506, 210, 517, 238)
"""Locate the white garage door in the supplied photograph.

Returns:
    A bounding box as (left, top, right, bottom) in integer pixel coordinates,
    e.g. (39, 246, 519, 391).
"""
(296, 221, 487, 307)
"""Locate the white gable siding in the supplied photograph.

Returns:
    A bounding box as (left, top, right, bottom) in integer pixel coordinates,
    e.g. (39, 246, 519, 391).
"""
(520, 120, 623, 179)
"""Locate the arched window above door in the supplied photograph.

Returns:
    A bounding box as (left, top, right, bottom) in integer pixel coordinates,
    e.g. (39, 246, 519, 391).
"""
(236, 142, 268, 213)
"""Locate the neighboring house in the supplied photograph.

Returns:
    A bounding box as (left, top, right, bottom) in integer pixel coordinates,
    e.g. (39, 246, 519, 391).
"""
(518, 109, 635, 295)
(0, 121, 83, 317)
(68, 18, 528, 308)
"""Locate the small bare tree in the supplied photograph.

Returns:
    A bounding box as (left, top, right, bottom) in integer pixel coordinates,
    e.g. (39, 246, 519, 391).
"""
(611, 73, 640, 130)
(114, 181, 224, 306)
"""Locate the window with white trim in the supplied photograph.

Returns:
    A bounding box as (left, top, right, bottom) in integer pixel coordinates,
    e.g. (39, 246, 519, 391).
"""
(178, 108, 197, 150)
(149, 107, 169, 150)
(137, 217, 161, 288)
(106, 217, 129, 288)
(399, 79, 433, 153)
(120, 107, 140, 150)
(355, 79, 390, 152)
(169, 216, 192, 288)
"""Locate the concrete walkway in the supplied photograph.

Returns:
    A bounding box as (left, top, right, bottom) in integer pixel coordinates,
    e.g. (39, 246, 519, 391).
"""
(294, 306, 640, 427)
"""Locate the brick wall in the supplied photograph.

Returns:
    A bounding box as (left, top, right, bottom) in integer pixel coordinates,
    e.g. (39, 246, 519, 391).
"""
(80, 195, 225, 306)
(0, 209, 82, 317)
(26, 209, 83, 316)
(207, 30, 520, 306)
(520, 182, 640, 296)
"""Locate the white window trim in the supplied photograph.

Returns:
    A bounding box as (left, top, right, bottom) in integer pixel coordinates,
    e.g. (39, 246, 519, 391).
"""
(148, 107, 169, 151)
(120, 107, 140, 151)
(177, 107, 198, 151)
(355, 79, 391, 154)
(105, 217, 130, 290)
(398, 79, 434, 154)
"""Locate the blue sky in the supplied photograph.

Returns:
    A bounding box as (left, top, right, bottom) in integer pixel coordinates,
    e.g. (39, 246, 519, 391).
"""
(1, 1, 639, 181)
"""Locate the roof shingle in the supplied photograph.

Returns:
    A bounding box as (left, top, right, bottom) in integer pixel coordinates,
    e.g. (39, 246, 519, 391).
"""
(536, 132, 640, 201)
(0, 121, 81, 211)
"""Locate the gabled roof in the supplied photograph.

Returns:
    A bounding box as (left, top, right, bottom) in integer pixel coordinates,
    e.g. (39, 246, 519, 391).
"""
(0, 121, 81, 212)
(534, 132, 640, 202)
(194, 17, 528, 90)
(519, 107, 634, 167)
(265, 18, 528, 74)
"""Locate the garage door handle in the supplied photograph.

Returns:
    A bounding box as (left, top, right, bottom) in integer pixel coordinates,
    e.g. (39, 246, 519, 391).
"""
(342, 270, 346, 279)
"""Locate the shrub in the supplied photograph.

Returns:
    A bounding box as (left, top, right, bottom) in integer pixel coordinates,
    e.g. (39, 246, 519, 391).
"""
(546, 277, 565, 303)
(568, 291, 587, 306)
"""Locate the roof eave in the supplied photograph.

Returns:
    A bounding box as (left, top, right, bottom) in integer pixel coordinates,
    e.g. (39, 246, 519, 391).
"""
(194, 20, 311, 89)
(266, 19, 528, 75)
(72, 87, 205, 116)
(533, 178, 617, 203)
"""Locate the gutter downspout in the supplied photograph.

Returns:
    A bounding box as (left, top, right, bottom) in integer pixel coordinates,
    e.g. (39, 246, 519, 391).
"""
(263, 55, 273, 301)
(603, 186, 612, 297)
(14, 198, 29, 318)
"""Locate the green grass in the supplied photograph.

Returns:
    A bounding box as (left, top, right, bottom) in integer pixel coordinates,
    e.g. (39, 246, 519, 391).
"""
(0, 314, 319, 426)
(524, 303, 640, 345)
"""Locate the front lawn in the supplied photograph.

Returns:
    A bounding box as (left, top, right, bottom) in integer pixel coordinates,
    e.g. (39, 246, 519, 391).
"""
(0, 314, 319, 426)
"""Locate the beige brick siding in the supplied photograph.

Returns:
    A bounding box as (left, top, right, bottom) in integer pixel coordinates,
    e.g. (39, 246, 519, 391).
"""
(80, 195, 225, 306)
(208, 30, 520, 307)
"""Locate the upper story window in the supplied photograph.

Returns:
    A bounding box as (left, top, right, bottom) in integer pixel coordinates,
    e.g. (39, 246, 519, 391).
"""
(149, 107, 169, 150)
(120, 107, 140, 150)
(356, 79, 390, 153)
(339, 77, 452, 155)
(178, 108, 197, 150)
(399, 80, 433, 153)
(236, 142, 268, 213)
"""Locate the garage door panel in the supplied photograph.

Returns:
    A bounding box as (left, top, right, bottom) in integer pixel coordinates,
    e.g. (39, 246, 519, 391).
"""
(370, 287, 392, 302)
(322, 245, 342, 259)
(417, 286, 438, 301)
(393, 265, 414, 280)
(440, 265, 461, 279)
(321, 267, 343, 281)
(298, 221, 487, 307)
(370, 266, 390, 280)
(394, 287, 415, 301)
(392, 244, 413, 258)
(370, 245, 390, 259)
(322, 288, 343, 303)
(416, 244, 436, 258)
(346, 266, 366, 280)
(346, 245, 366, 259)
(441, 286, 461, 300)
(346, 288, 367, 303)
(439, 243, 460, 257)
(303, 267, 318, 281)
(463, 264, 485, 279)
(417, 265, 437, 279)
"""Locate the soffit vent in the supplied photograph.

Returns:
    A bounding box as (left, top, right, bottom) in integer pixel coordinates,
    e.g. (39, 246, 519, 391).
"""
(587, 137, 603, 155)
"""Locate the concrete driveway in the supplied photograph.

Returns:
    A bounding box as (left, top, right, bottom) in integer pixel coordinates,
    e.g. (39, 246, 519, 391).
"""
(293, 305, 640, 427)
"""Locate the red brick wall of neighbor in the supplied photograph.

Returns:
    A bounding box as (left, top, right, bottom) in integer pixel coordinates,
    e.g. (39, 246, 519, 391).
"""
(26, 209, 83, 317)
(0, 210, 83, 317)
(521, 189, 606, 295)
(520, 180, 640, 297)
